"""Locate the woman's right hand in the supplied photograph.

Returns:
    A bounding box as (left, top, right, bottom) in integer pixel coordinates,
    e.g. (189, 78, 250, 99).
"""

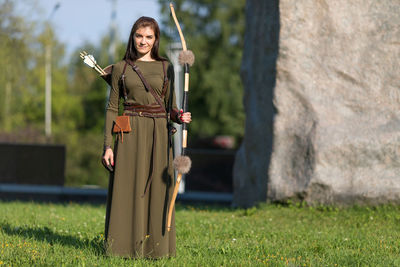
(102, 148, 114, 168)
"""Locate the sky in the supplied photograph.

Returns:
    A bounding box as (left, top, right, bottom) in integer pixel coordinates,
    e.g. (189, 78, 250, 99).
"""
(18, 0, 162, 57)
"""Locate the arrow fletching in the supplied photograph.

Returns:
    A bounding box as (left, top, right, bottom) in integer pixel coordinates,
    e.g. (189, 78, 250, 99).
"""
(83, 55, 96, 68)
(79, 51, 106, 75)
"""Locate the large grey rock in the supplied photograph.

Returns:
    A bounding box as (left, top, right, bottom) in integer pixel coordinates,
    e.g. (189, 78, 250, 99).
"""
(233, 0, 400, 207)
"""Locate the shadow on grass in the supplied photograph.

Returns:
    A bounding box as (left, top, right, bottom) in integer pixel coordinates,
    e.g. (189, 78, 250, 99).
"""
(0, 221, 104, 254)
(175, 203, 236, 212)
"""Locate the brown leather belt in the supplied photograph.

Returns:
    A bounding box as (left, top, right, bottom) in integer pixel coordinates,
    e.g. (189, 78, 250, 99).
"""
(124, 104, 167, 118)
(124, 111, 167, 118)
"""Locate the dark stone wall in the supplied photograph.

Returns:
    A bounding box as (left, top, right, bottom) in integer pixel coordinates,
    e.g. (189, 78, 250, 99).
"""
(0, 143, 65, 185)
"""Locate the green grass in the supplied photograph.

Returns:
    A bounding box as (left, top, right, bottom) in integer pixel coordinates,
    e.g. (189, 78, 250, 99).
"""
(0, 201, 399, 266)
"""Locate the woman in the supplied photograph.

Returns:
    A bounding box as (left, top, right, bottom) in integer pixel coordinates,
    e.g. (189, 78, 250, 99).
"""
(102, 16, 191, 258)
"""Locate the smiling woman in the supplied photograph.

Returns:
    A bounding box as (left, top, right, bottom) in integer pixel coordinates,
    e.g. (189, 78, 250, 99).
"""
(101, 16, 191, 259)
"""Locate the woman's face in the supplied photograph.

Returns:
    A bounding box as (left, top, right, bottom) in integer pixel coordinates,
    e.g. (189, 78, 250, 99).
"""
(134, 26, 156, 57)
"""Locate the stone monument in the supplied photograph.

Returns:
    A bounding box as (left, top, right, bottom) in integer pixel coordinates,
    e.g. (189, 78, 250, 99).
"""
(234, 0, 400, 207)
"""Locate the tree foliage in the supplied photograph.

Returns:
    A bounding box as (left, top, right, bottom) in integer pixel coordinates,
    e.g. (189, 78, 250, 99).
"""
(0, 0, 246, 187)
(0, 1, 108, 187)
(159, 0, 246, 140)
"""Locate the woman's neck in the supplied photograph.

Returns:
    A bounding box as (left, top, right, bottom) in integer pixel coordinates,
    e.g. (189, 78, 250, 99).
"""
(137, 52, 155, 62)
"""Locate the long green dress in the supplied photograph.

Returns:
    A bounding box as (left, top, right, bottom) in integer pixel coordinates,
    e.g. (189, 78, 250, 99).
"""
(103, 59, 179, 258)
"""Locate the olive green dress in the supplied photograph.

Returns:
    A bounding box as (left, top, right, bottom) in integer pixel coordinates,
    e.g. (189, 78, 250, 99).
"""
(103, 60, 178, 258)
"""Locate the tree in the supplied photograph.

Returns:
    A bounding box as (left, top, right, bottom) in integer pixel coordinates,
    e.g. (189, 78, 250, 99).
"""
(0, 1, 78, 139)
(0, 1, 106, 186)
(158, 0, 246, 143)
(0, 0, 34, 131)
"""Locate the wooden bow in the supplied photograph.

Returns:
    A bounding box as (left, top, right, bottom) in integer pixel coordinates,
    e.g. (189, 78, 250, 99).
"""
(167, 3, 195, 232)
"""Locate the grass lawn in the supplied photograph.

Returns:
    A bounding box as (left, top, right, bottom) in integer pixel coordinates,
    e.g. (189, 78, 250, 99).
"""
(0, 201, 399, 266)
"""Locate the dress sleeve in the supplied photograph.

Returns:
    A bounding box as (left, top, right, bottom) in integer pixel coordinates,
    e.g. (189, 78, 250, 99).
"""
(103, 63, 121, 148)
(165, 62, 183, 124)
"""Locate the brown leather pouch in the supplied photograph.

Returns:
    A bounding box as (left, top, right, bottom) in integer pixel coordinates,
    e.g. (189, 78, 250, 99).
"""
(112, 115, 131, 142)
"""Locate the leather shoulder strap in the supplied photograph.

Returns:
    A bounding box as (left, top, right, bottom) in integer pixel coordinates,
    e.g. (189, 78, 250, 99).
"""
(120, 61, 129, 101)
(161, 60, 168, 97)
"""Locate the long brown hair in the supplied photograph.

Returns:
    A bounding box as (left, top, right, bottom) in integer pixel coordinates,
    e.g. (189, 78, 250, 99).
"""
(123, 16, 166, 62)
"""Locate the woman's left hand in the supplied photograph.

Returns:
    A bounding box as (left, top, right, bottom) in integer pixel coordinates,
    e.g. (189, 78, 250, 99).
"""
(181, 112, 192, 124)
